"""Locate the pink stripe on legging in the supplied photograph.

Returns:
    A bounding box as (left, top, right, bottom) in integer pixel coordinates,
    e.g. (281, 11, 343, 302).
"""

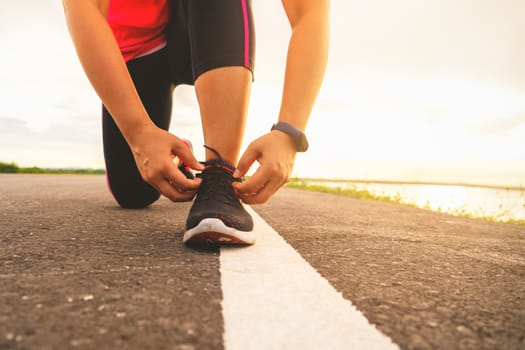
(240, 0, 250, 68)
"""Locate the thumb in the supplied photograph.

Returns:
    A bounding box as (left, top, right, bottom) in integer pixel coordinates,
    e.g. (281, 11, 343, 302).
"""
(234, 143, 258, 178)
(174, 141, 205, 171)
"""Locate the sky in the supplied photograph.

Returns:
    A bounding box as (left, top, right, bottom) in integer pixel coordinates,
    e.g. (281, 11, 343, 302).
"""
(1, 0, 524, 187)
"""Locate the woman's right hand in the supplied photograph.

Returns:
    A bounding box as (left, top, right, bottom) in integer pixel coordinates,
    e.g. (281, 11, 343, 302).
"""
(63, 1, 204, 202)
(129, 124, 204, 202)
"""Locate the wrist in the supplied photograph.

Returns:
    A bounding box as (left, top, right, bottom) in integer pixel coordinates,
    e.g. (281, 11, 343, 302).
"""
(270, 129, 297, 152)
(124, 119, 157, 148)
(271, 122, 309, 152)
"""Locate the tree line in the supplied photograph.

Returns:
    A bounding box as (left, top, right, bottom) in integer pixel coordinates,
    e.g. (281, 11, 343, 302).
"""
(0, 161, 104, 174)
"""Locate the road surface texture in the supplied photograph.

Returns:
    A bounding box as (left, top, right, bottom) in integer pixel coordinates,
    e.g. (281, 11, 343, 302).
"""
(1, 174, 524, 349)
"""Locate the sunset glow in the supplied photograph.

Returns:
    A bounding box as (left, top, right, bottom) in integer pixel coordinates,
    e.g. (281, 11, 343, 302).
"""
(1, 0, 524, 188)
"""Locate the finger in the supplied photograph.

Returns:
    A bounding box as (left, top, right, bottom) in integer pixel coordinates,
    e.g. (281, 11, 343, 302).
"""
(159, 166, 200, 200)
(164, 163, 202, 191)
(157, 179, 196, 202)
(238, 175, 285, 205)
(174, 141, 205, 171)
(153, 175, 184, 201)
(172, 186, 198, 202)
(233, 143, 259, 178)
(235, 159, 289, 203)
(233, 163, 271, 195)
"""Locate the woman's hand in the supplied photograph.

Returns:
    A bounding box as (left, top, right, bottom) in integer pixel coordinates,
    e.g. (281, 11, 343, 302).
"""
(129, 124, 204, 202)
(63, 0, 204, 203)
(233, 131, 297, 204)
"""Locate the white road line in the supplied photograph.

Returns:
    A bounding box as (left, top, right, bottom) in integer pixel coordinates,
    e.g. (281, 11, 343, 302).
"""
(220, 207, 400, 350)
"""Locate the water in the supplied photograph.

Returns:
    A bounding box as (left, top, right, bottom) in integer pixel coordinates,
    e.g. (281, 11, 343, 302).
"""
(308, 181, 525, 223)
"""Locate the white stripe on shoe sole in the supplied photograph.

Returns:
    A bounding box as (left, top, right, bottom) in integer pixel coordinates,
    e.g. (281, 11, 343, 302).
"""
(220, 206, 400, 350)
(183, 218, 255, 245)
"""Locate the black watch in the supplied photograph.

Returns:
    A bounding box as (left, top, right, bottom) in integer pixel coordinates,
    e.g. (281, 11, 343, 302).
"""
(271, 122, 309, 152)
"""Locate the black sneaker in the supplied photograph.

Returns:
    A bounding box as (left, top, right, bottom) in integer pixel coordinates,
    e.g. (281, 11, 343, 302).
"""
(183, 148, 254, 245)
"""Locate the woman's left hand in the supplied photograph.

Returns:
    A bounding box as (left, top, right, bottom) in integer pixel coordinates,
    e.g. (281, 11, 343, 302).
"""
(233, 131, 297, 204)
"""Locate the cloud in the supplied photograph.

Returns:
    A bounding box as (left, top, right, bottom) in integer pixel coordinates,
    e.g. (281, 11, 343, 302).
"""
(0, 117, 103, 168)
(467, 113, 525, 136)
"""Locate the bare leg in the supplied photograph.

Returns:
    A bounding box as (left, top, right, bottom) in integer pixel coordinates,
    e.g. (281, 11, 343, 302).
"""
(194, 66, 252, 165)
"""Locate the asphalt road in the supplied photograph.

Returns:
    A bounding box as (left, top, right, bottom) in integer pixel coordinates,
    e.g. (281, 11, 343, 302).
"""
(1, 174, 524, 350)
(255, 185, 525, 350)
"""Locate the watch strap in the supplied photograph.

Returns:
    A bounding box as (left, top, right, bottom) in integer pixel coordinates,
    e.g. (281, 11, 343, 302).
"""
(271, 122, 309, 152)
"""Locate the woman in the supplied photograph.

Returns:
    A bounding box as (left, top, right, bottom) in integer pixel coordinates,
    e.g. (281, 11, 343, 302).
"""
(62, 0, 329, 245)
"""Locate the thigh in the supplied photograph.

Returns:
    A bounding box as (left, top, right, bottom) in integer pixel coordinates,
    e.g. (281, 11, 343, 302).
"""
(103, 48, 173, 208)
(166, 0, 194, 85)
(189, 0, 255, 79)
(167, 0, 255, 84)
(127, 47, 174, 130)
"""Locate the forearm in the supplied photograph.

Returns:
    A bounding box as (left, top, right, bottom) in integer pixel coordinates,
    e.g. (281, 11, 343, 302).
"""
(62, 0, 154, 145)
(279, 2, 329, 131)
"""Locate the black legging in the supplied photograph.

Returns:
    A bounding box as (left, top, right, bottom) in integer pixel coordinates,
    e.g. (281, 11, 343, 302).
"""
(102, 0, 255, 209)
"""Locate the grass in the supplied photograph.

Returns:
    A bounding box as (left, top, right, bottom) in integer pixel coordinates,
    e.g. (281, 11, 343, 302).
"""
(287, 180, 407, 206)
(286, 179, 525, 226)
(0, 161, 105, 175)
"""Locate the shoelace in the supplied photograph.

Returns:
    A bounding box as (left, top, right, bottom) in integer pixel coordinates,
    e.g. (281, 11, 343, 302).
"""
(195, 145, 243, 203)
(196, 167, 238, 203)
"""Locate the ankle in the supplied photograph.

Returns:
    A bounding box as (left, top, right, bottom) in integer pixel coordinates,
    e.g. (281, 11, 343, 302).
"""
(204, 145, 238, 166)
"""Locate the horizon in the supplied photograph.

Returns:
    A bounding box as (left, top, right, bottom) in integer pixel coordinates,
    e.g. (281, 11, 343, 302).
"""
(2, 161, 523, 192)
(1, 0, 524, 188)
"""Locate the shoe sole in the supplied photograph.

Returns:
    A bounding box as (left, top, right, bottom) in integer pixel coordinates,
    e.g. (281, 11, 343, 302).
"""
(183, 218, 255, 245)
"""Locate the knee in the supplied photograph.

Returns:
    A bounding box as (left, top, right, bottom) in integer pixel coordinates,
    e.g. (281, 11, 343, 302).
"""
(114, 192, 160, 209)
(106, 177, 161, 209)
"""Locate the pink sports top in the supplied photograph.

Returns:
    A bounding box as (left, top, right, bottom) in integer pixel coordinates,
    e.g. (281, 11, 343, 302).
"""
(107, 0, 170, 62)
